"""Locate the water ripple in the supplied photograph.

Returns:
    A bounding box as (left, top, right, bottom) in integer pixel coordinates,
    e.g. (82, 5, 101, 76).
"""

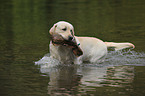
(35, 50, 145, 69)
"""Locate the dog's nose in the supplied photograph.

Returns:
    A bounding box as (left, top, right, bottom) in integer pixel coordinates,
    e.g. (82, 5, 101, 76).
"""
(68, 36, 73, 41)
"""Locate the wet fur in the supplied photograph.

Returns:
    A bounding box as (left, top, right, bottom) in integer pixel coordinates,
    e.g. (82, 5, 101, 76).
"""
(49, 21, 135, 64)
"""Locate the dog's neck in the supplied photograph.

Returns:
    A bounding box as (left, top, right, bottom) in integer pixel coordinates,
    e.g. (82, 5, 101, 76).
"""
(50, 41, 76, 64)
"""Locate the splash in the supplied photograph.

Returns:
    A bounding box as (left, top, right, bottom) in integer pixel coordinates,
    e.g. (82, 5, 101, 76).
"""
(35, 50, 145, 69)
(35, 53, 61, 68)
(103, 49, 145, 66)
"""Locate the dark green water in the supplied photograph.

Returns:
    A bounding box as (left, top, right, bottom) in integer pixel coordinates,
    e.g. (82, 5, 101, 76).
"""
(0, 0, 145, 96)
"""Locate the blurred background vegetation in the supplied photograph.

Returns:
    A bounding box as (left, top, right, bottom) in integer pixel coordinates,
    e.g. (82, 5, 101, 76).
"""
(0, 0, 145, 60)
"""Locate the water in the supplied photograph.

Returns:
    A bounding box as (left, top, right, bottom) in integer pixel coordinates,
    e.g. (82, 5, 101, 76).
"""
(0, 0, 145, 96)
(35, 50, 145, 96)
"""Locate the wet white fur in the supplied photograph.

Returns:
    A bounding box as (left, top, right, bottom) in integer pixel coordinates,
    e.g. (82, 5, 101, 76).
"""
(49, 21, 135, 64)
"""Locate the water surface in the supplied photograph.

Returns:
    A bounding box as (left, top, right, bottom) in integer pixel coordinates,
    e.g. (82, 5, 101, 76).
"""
(0, 0, 145, 96)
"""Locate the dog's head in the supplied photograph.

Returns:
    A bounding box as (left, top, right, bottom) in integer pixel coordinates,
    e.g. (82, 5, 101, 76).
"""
(49, 21, 74, 41)
(49, 21, 83, 56)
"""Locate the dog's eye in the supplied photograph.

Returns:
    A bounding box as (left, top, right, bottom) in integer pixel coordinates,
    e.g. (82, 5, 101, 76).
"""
(62, 28, 67, 31)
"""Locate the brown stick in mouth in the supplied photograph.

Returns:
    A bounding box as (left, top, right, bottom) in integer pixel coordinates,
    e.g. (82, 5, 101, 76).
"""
(51, 35, 83, 56)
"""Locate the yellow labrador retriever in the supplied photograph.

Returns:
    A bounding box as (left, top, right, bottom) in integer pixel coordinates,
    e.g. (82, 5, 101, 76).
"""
(49, 21, 135, 64)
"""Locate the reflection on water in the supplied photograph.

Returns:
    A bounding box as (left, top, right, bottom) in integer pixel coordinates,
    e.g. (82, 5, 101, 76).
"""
(1, 0, 145, 96)
(36, 50, 145, 95)
(41, 65, 135, 96)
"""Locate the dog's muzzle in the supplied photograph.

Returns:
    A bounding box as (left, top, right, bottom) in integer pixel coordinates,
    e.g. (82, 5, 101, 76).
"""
(68, 36, 74, 41)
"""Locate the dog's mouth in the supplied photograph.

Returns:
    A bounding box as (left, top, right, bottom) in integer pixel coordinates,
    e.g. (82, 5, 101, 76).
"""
(51, 34, 83, 56)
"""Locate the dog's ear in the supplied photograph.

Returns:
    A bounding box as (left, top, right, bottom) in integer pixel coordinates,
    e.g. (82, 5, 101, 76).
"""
(49, 24, 57, 35)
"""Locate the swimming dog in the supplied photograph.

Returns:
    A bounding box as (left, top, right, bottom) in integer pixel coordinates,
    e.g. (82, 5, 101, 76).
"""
(49, 21, 135, 64)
